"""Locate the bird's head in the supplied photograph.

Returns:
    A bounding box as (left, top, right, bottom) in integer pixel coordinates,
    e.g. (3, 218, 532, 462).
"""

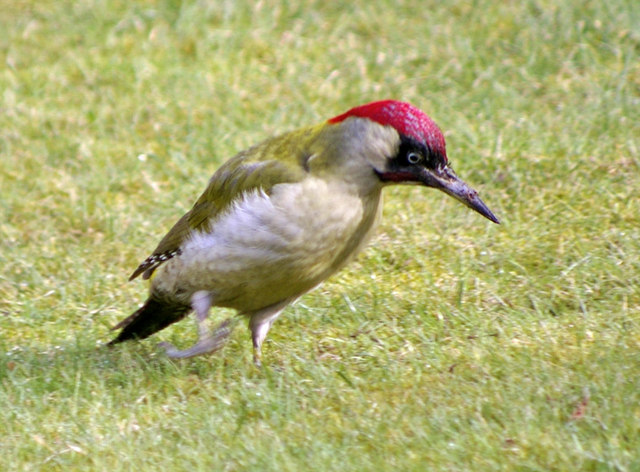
(328, 100, 500, 224)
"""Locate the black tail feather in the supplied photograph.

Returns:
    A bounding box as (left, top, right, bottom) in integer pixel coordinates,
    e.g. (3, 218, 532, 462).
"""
(109, 295, 191, 345)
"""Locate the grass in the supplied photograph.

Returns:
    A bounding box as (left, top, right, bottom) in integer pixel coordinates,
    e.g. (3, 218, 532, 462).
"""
(1, 0, 639, 470)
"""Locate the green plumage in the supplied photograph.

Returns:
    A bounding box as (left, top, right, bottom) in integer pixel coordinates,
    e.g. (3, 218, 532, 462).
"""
(110, 101, 498, 362)
(129, 125, 323, 281)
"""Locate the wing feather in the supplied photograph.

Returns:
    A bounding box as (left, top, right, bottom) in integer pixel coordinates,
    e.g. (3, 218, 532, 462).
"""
(129, 129, 315, 280)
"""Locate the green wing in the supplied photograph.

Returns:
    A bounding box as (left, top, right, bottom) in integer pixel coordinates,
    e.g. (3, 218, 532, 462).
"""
(129, 127, 317, 281)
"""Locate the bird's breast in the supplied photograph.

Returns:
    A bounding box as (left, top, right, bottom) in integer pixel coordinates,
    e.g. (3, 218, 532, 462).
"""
(154, 178, 382, 312)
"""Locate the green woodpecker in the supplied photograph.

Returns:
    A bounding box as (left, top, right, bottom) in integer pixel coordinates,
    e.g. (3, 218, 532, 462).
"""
(110, 100, 499, 363)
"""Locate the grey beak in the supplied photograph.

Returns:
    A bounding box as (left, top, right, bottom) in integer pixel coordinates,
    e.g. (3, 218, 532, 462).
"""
(423, 166, 500, 224)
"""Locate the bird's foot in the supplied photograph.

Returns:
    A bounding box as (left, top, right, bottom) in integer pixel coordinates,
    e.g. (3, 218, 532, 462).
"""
(159, 318, 235, 359)
(252, 350, 262, 368)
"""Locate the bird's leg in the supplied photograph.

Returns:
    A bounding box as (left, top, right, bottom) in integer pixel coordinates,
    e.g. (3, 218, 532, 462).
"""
(248, 299, 293, 366)
(159, 291, 237, 358)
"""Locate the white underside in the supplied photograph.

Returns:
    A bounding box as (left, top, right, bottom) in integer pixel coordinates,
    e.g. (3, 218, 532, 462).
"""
(153, 176, 381, 314)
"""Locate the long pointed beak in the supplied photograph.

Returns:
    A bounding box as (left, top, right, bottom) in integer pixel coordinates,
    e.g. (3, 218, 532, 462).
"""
(422, 166, 500, 224)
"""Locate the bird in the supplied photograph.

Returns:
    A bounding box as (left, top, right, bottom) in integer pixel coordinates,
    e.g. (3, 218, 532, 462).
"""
(109, 100, 499, 364)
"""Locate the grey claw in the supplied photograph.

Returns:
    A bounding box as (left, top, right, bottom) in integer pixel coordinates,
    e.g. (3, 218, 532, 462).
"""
(157, 318, 235, 359)
(157, 341, 193, 358)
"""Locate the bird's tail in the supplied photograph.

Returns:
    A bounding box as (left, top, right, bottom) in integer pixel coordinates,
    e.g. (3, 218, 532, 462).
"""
(108, 294, 191, 345)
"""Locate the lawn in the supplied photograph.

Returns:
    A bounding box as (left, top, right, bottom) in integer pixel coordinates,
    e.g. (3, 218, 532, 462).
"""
(1, 0, 639, 470)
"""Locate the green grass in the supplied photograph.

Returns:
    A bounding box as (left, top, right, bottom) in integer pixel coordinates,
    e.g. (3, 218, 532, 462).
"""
(1, 0, 639, 470)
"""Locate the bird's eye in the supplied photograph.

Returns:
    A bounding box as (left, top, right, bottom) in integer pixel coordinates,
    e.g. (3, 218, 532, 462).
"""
(407, 152, 422, 165)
